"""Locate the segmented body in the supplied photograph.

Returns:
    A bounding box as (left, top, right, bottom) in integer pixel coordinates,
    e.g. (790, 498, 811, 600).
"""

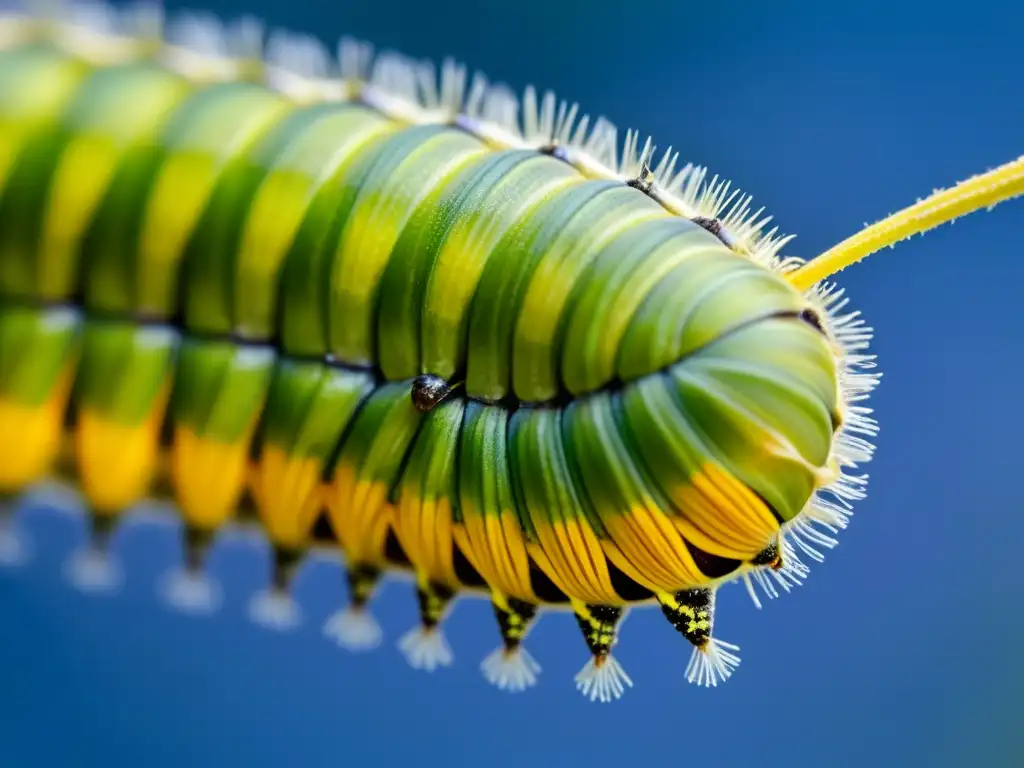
(0, 3, 878, 700)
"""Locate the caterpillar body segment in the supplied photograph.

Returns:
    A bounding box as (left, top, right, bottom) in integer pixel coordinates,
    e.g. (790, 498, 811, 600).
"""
(24, 0, 1024, 703)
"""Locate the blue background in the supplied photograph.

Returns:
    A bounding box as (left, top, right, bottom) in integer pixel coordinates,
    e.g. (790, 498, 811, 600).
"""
(2, 1, 1022, 766)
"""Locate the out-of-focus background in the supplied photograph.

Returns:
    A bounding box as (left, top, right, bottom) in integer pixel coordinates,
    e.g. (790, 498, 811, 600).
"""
(1, 1, 1022, 766)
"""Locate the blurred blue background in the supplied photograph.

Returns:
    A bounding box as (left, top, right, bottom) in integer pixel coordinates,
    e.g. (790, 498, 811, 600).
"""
(1, 0, 1022, 766)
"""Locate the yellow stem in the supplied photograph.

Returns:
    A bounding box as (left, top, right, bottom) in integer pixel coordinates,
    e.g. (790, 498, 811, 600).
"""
(787, 154, 1024, 291)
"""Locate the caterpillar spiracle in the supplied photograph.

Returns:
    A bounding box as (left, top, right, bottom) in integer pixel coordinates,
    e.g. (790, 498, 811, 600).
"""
(0, 1, 1021, 703)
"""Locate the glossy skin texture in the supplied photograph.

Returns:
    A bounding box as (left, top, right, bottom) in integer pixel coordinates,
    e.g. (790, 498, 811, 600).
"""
(0, 25, 843, 695)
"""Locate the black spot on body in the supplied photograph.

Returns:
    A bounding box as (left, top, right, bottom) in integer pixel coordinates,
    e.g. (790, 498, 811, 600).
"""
(529, 560, 569, 603)
(411, 374, 451, 412)
(608, 560, 654, 601)
(452, 543, 487, 587)
(310, 512, 336, 545)
(750, 541, 780, 567)
(684, 539, 741, 579)
(799, 307, 826, 334)
(272, 544, 304, 590)
(384, 528, 412, 566)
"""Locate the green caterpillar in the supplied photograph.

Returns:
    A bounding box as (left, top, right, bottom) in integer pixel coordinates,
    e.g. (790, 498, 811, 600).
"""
(1, 2, 1019, 703)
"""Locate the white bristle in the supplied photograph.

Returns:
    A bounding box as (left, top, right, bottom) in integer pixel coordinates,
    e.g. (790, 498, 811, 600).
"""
(685, 638, 741, 688)
(481, 646, 541, 693)
(323, 606, 383, 652)
(159, 568, 222, 616)
(397, 625, 453, 672)
(63, 548, 123, 594)
(248, 588, 303, 631)
(574, 654, 633, 703)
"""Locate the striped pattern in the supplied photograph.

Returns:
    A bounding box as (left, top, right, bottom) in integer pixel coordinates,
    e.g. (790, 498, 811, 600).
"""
(0, 26, 843, 693)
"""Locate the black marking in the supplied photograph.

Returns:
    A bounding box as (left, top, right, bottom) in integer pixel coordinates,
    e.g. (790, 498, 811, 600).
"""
(750, 541, 781, 568)
(528, 560, 570, 603)
(798, 307, 826, 334)
(415, 580, 456, 629)
(271, 544, 304, 591)
(183, 523, 215, 572)
(346, 563, 382, 609)
(573, 603, 624, 660)
(452, 542, 487, 588)
(691, 215, 739, 249)
(411, 373, 452, 412)
(658, 588, 713, 650)
(86, 511, 119, 553)
(607, 560, 654, 601)
(830, 409, 844, 432)
(310, 511, 336, 545)
(493, 596, 538, 651)
(538, 143, 572, 163)
(626, 162, 656, 195)
(684, 539, 741, 579)
(384, 528, 412, 567)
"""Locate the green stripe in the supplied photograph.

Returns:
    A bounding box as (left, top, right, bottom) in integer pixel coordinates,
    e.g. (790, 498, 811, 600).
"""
(458, 400, 527, 532)
(511, 185, 668, 403)
(232, 104, 391, 340)
(75, 319, 178, 424)
(328, 380, 422, 485)
(180, 101, 341, 338)
(464, 180, 620, 401)
(277, 126, 397, 357)
(324, 124, 485, 368)
(375, 148, 541, 381)
(617, 255, 804, 381)
(616, 373, 718, 520)
(563, 392, 669, 529)
(560, 218, 721, 395)
(175, 85, 296, 334)
(666, 365, 818, 522)
(0, 304, 81, 407)
(685, 323, 836, 468)
(44, 62, 189, 311)
(420, 153, 580, 382)
(0, 45, 90, 299)
(399, 398, 464, 511)
(169, 338, 275, 443)
(509, 406, 602, 535)
(259, 359, 373, 460)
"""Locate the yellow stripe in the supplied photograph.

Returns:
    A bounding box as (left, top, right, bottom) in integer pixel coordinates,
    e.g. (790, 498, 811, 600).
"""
(75, 390, 168, 513)
(393, 492, 457, 587)
(247, 445, 324, 549)
(0, 368, 74, 493)
(452, 510, 537, 602)
(40, 136, 122, 286)
(529, 519, 619, 605)
(170, 424, 253, 530)
(320, 467, 393, 565)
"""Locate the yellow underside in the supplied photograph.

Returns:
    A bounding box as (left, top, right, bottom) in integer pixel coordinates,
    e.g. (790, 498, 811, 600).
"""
(0, 370, 73, 493)
(0, 405, 775, 606)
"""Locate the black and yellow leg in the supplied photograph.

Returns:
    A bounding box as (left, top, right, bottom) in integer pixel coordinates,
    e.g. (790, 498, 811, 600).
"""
(571, 600, 633, 702)
(323, 562, 384, 651)
(159, 523, 222, 615)
(657, 588, 740, 687)
(494, 595, 538, 653)
(249, 544, 305, 631)
(397, 576, 457, 672)
(481, 594, 541, 692)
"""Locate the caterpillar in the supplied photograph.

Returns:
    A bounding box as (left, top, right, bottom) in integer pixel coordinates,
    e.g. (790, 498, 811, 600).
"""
(0, 1, 1021, 704)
